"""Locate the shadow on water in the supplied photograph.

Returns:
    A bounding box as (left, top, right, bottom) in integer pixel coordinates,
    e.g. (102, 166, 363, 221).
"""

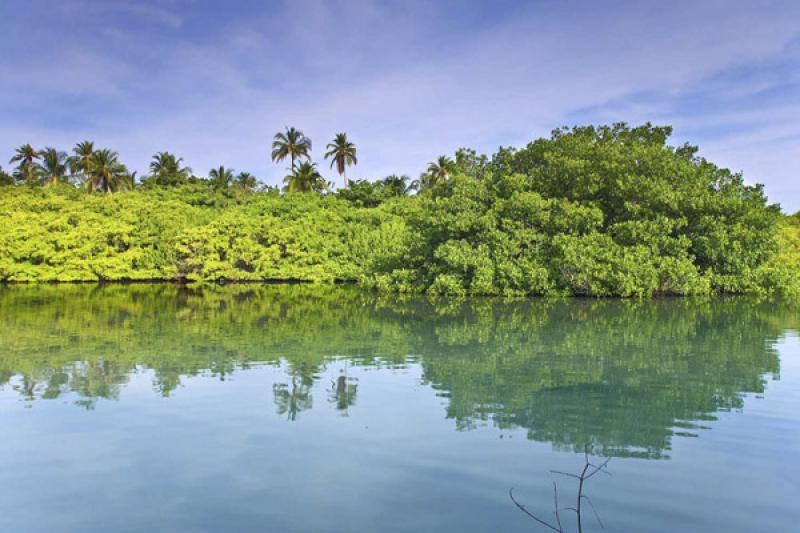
(1, 284, 797, 459)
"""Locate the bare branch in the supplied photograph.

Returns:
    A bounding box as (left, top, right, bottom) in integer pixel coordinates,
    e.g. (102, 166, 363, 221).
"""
(553, 482, 563, 533)
(550, 470, 581, 479)
(582, 495, 605, 530)
(509, 488, 563, 533)
(512, 449, 611, 533)
(584, 457, 612, 480)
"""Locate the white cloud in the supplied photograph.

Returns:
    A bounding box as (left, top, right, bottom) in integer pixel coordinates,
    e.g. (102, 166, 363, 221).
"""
(1, 0, 799, 210)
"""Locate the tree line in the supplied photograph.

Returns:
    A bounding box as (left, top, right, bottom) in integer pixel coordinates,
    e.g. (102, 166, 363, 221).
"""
(0, 127, 457, 195)
(0, 123, 797, 297)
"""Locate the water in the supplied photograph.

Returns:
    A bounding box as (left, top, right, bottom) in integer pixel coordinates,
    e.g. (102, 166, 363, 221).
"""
(1, 285, 798, 533)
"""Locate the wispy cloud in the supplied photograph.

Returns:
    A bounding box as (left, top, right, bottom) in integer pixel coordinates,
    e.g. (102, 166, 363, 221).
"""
(1, 0, 798, 210)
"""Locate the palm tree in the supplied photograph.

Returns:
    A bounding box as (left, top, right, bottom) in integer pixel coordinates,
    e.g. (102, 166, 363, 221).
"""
(38, 147, 69, 186)
(283, 161, 327, 193)
(271, 127, 311, 172)
(329, 366, 358, 416)
(379, 174, 414, 196)
(147, 151, 192, 187)
(234, 171, 258, 192)
(9, 144, 41, 184)
(273, 378, 313, 421)
(123, 170, 138, 191)
(67, 141, 95, 183)
(85, 149, 131, 193)
(208, 166, 234, 190)
(324, 132, 357, 188)
(424, 155, 454, 188)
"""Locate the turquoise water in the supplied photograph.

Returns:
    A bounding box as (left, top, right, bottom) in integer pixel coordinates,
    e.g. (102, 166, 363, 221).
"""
(1, 285, 798, 532)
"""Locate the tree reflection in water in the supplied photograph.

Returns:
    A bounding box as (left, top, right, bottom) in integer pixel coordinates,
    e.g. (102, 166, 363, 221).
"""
(1, 284, 796, 457)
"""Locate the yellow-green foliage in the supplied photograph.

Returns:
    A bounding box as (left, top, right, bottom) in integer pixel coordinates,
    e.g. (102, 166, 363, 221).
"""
(0, 124, 797, 297)
(0, 186, 402, 283)
(0, 186, 202, 281)
(775, 214, 800, 269)
(754, 214, 800, 298)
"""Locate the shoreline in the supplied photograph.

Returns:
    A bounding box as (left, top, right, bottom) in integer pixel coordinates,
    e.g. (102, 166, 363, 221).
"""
(0, 278, 355, 285)
(0, 278, 754, 300)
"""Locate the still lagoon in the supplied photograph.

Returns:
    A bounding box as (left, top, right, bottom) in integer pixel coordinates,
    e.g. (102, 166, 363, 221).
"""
(1, 285, 798, 532)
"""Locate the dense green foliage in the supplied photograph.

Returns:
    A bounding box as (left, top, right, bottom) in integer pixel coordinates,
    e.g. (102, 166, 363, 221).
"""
(0, 185, 388, 282)
(1, 123, 797, 296)
(773, 213, 800, 271)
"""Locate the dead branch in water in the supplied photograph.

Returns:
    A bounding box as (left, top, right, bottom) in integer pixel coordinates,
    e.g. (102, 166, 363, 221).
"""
(510, 446, 611, 533)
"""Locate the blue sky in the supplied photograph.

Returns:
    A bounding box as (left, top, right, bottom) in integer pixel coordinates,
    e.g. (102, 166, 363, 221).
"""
(1, 0, 798, 211)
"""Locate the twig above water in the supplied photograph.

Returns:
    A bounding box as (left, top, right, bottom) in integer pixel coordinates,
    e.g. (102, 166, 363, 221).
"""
(511, 446, 610, 533)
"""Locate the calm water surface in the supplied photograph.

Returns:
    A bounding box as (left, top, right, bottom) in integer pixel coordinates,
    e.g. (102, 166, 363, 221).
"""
(1, 285, 798, 533)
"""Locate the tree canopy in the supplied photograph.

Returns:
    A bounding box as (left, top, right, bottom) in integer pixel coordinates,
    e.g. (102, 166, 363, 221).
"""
(38, 147, 69, 187)
(324, 132, 357, 188)
(271, 127, 312, 172)
(1, 123, 797, 297)
(142, 151, 193, 188)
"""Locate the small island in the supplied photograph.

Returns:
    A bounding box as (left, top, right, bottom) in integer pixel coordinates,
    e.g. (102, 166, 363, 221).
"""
(2, 123, 798, 298)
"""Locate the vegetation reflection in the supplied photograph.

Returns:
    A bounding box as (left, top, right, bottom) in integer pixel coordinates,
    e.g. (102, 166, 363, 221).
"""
(1, 284, 796, 458)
